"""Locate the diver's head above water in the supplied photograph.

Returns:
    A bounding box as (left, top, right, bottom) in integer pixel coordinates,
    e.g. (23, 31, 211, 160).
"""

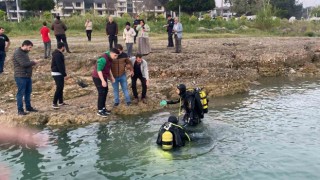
(168, 116, 178, 124)
(176, 84, 186, 96)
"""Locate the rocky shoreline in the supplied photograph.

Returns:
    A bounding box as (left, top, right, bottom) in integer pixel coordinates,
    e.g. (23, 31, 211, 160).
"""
(1, 36, 320, 126)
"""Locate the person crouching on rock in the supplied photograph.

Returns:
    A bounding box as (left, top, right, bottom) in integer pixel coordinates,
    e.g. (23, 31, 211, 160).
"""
(130, 53, 149, 104)
(92, 48, 119, 117)
(160, 84, 204, 126)
(156, 116, 190, 150)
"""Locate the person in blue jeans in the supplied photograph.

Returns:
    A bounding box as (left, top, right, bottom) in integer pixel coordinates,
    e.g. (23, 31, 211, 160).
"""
(13, 40, 38, 115)
(0, 27, 10, 74)
(111, 44, 133, 106)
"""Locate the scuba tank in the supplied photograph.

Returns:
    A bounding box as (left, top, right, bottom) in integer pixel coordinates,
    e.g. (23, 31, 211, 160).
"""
(197, 88, 208, 113)
(161, 123, 173, 150)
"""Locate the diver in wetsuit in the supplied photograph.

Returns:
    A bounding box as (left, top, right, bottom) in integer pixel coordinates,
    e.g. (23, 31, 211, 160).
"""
(160, 84, 204, 126)
(156, 116, 190, 150)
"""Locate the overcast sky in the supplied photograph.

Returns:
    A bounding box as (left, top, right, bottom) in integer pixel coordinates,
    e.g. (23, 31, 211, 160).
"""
(215, 0, 320, 8)
(298, 0, 320, 7)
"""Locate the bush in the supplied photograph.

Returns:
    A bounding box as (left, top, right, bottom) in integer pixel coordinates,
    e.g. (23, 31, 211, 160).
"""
(305, 31, 315, 37)
(180, 13, 190, 23)
(156, 14, 165, 22)
(189, 15, 197, 23)
(42, 11, 52, 21)
(203, 14, 211, 21)
(254, 3, 280, 30)
(0, 10, 6, 21)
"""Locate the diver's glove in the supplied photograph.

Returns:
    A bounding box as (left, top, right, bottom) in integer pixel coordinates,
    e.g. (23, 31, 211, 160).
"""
(160, 100, 167, 107)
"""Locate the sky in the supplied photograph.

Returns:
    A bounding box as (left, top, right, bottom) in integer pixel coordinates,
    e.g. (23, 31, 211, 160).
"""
(215, 0, 320, 8)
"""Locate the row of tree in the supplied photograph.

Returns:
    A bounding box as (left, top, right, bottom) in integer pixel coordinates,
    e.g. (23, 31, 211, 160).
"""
(19, 0, 305, 20)
(163, 0, 303, 19)
(222, 0, 302, 19)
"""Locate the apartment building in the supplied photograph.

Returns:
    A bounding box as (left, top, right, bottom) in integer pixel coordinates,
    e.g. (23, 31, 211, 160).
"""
(0, 0, 165, 19)
(0, 0, 26, 21)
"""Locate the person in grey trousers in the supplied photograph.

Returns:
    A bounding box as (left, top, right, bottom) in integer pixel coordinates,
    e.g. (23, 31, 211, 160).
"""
(172, 17, 183, 53)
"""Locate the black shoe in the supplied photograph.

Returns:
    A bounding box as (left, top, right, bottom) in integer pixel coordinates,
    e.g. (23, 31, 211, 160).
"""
(18, 111, 28, 116)
(58, 102, 69, 106)
(102, 108, 111, 115)
(26, 107, 38, 112)
(114, 103, 119, 107)
(67, 51, 72, 53)
(97, 110, 108, 117)
(141, 98, 147, 104)
(52, 104, 60, 109)
(126, 102, 131, 106)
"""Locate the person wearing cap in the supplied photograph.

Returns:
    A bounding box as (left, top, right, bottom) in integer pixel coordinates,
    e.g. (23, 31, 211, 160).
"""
(164, 14, 174, 47)
(92, 48, 119, 117)
(130, 53, 149, 104)
(160, 84, 204, 126)
(123, 22, 136, 57)
(156, 115, 191, 150)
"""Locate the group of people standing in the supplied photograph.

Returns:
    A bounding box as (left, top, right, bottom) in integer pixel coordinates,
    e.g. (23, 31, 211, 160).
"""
(106, 15, 152, 56)
(165, 15, 183, 53)
(1, 14, 182, 118)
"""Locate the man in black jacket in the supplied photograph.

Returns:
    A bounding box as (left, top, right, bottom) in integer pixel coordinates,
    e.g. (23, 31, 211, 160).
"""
(51, 42, 67, 109)
(132, 15, 140, 44)
(106, 16, 118, 50)
(13, 40, 38, 115)
(165, 15, 174, 47)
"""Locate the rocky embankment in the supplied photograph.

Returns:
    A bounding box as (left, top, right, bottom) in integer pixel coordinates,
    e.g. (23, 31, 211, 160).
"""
(1, 36, 320, 126)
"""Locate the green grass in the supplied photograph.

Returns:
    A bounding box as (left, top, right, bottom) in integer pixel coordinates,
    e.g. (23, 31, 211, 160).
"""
(1, 14, 320, 38)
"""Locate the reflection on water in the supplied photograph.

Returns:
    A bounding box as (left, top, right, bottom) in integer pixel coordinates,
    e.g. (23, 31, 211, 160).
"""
(1, 77, 320, 179)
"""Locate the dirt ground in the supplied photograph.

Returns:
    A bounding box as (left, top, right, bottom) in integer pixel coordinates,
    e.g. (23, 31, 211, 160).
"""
(1, 35, 320, 126)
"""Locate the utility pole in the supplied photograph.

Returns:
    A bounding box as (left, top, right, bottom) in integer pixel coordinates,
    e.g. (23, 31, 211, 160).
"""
(16, 0, 20, 22)
(221, 0, 223, 16)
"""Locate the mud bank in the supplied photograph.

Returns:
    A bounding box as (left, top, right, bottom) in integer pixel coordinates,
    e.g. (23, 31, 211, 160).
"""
(1, 36, 320, 125)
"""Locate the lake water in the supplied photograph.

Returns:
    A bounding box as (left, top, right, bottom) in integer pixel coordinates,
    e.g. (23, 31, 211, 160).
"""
(1, 77, 320, 180)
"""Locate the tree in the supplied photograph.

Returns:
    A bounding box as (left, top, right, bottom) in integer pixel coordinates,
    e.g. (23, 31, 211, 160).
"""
(311, 5, 320, 17)
(165, 0, 216, 15)
(269, 0, 302, 19)
(21, 0, 55, 12)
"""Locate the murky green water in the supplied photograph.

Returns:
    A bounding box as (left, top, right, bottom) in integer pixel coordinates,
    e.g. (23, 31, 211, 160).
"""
(1, 77, 320, 180)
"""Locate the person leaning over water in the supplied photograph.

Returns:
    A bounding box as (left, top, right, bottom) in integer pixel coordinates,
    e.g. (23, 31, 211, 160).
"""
(92, 48, 119, 117)
(130, 53, 149, 104)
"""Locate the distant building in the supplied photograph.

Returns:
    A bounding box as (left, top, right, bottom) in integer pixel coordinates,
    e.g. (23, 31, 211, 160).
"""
(0, 0, 26, 21)
(0, 0, 166, 19)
